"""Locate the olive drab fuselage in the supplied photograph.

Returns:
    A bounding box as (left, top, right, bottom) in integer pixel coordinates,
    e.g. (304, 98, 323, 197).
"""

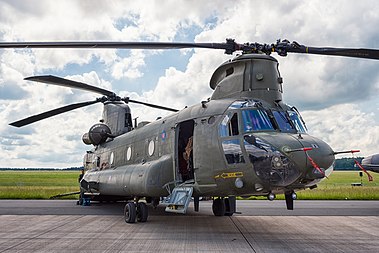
(81, 54, 335, 200)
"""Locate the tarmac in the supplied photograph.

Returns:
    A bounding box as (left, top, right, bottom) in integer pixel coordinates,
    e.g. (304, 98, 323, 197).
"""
(0, 200, 378, 252)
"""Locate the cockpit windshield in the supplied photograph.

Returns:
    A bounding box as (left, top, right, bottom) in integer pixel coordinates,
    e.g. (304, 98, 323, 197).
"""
(242, 109, 274, 132)
(272, 111, 296, 133)
(223, 100, 307, 135)
(288, 111, 307, 133)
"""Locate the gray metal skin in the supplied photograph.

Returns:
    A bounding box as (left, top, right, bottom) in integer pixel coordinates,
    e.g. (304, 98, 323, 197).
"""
(81, 54, 335, 200)
(361, 154, 379, 173)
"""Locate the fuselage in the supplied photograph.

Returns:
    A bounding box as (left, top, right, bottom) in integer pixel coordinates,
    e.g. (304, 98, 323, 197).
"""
(82, 97, 335, 199)
(81, 53, 335, 200)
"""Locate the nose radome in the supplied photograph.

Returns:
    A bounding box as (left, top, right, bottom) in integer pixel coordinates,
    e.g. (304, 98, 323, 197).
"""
(297, 135, 335, 170)
(244, 133, 303, 187)
(251, 133, 335, 185)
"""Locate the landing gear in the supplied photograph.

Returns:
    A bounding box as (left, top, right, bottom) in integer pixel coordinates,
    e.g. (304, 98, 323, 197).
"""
(124, 201, 149, 223)
(224, 196, 236, 216)
(285, 191, 297, 210)
(76, 189, 85, 205)
(124, 202, 136, 223)
(212, 198, 225, 216)
(212, 197, 236, 216)
(194, 196, 200, 212)
(137, 202, 148, 222)
(151, 197, 160, 209)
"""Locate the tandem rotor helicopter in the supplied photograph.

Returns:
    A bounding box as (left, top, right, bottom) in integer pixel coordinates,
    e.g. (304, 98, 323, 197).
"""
(1, 39, 378, 223)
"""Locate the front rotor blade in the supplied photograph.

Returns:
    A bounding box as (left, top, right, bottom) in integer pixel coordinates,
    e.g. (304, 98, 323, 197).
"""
(25, 75, 116, 97)
(0, 41, 235, 52)
(126, 98, 178, 112)
(3, 39, 379, 59)
(10, 100, 100, 127)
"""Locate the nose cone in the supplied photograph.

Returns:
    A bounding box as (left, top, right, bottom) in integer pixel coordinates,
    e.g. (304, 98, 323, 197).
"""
(282, 134, 335, 182)
(298, 135, 335, 170)
(244, 133, 302, 187)
(295, 135, 335, 182)
(246, 133, 335, 188)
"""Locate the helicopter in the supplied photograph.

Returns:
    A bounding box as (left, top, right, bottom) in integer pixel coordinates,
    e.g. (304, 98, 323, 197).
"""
(1, 39, 379, 223)
(361, 154, 379, 173)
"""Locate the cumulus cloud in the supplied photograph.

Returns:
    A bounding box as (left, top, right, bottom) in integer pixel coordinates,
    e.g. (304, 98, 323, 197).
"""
(110, 50, 146, 79)
(0, 80, 28, 100)
(303, 104, 379, 157)
(1, 0, 379, 167)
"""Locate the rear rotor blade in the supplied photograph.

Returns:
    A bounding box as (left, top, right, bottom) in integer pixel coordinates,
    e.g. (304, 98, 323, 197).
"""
(25, 75, 116, 97)
(10, 99, 101, 127)
(124, 98, 178, 112)
(274, 40, 379, 60)
(288, 46, 379, 60)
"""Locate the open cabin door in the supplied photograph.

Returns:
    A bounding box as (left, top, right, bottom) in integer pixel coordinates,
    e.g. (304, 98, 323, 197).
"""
(175, 119, 195, 184)
(163, 119, 195, 214)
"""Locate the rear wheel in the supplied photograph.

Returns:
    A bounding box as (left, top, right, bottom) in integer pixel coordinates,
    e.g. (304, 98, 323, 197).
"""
(137, 202, 148, 222)
(124, 202, 136, 223)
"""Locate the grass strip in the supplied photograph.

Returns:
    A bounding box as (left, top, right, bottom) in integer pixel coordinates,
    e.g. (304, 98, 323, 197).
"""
(0, 170, 378, 200)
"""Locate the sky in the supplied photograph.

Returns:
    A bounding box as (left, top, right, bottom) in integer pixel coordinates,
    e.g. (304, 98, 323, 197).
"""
(0, 0, 378, 168)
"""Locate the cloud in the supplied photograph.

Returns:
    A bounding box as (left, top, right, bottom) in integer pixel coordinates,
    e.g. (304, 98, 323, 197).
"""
(303, 104, 379, 157)
(110, 50, 146, 79)
(1, 0, 379, 168)
(0, 80, 28, 100)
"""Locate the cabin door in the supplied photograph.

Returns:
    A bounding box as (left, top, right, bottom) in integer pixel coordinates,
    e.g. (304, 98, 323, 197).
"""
(175, 119, 195, 183)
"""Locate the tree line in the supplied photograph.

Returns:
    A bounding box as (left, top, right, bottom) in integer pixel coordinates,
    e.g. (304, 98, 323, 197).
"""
(334, 157, 363, 170)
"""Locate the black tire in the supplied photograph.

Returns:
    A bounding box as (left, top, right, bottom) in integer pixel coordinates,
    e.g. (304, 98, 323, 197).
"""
(137, 202, 148, 222)
(212, 198, 226, 216)
(124, 202, 136, 223)
(224, 198, 234, 216)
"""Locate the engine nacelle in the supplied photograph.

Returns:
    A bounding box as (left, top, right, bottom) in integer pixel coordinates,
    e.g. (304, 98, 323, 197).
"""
(82, 123, 112, 145)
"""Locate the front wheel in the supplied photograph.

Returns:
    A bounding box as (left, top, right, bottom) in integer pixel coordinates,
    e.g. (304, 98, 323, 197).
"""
(212, 198, 226, 216)
(124, 202, 136, 223)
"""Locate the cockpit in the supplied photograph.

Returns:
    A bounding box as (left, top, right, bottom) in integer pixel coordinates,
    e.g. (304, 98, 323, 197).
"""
(218, 100, 308, 188)
(220, 100, 307, 135)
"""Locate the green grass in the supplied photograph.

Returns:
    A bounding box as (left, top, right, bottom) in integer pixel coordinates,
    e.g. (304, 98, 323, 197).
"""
(0, 171, 80, 199)
(243, 171, 379, 200)
(297, 171, 379, 200)
(0, 170, 378, 200)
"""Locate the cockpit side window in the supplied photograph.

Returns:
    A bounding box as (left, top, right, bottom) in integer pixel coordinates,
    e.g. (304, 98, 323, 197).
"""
(242, 109, 274, 132)
(288, 111, 307, 133)
(222, 139, 245, 164)
(219, 112, 245, 165)
(219, 112, 239, 137)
